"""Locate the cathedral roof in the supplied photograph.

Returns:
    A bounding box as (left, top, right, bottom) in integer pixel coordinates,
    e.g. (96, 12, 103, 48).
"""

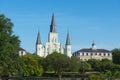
(74, 48, 111, 53)
(66, 32, 71, 45)
(50, 13, 56, 32)
(36, 31, 41, 44)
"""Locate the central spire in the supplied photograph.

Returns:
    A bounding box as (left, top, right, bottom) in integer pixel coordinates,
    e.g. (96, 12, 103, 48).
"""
(50, 13, 56, 32)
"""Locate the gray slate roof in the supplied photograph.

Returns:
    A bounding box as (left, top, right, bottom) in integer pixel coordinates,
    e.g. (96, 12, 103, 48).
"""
(19, 47, 26, 51)
(74, 48, 111, 53)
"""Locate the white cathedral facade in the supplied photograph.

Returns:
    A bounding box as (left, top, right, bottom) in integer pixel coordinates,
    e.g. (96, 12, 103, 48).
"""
(36, 13, 72, 57)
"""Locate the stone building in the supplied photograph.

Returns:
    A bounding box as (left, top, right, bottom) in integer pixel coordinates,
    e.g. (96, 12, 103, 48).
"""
(36, 13, 72, 57)
(19, 47, 26, 56)
(72, 42, 112, 61)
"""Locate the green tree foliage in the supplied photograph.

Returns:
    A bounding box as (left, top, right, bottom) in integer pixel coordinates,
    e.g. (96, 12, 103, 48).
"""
(113, 64, 120, 71)
(113, 71, 120, 78)
(112, 48, 120, 64)
(87, 59, 114, 72)
(79, 61, 91, 73)
(0, 14, 23, 76)
(69, 56, 80, 72)
(32, 54, 44, 66)
(22, 54, 43, 76)
(89, 74, 101, 80)
(100, 59, 114, 72)
(44, 51, 70, 74)
(87, 59, 100, 71)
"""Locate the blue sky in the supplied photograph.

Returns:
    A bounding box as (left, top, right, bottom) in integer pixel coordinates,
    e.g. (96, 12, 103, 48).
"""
(0, 0, 120, 53)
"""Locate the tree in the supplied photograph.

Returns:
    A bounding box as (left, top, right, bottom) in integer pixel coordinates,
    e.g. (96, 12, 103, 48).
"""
(87, 59, 101, 71)
(22, 54, 43, 76)
(44, 51, 70, 76)
(32, 54, 45, 73)
(100, 59, 114, 72)
(89, 74, 101, 80)
(69, 56, 80, 72)
(0, 14, 24, 76)
(112, 48, 120, 64)
(79, 61, 91, 73)
(32, 54, 44, 66)
(113, 71, 120, 78)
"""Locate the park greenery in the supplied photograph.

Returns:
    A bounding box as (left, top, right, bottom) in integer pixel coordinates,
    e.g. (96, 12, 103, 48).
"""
(0, 14, 24, 77)
(1, 14, 120, 79)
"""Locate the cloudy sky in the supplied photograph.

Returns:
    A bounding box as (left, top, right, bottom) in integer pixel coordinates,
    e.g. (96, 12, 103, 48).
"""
(1, 0, 120, 53)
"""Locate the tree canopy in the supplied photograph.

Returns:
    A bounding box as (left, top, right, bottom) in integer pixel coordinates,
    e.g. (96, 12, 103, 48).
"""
(22, 54, 43, 76)
(112, 48, 120, 64)
(44, 51, 70, 74)
(0, 14, 23, 76)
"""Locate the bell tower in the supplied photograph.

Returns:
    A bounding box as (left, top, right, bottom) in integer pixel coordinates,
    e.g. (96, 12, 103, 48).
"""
(36, 31, 44, 57)
(65, 32, 72, 57)
(48, 13, 58, 43)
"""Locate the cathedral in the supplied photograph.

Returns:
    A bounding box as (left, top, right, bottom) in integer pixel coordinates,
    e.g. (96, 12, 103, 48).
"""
(36, 13, 72, 57)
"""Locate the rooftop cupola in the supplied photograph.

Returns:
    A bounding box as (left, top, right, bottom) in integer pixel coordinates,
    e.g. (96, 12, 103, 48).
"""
(91, 41, 97, 50)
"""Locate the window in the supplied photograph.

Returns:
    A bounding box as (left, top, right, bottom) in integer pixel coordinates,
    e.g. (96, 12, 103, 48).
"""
(21, 51, 23, 56)
(82, 53, 84, 56)
(104, 53, 106, 56)
(86, 53, 88, 56)
(91, 53, 93, 56)
(95, 53, 97, 55)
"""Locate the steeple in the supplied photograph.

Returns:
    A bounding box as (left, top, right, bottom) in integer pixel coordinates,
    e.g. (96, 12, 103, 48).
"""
(50, 13, 56, 32)
(36, 31, 41, 44)
(66, 32, 71, 45)
(92, 41, 95, 47)
(92, 41, 96, 50)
